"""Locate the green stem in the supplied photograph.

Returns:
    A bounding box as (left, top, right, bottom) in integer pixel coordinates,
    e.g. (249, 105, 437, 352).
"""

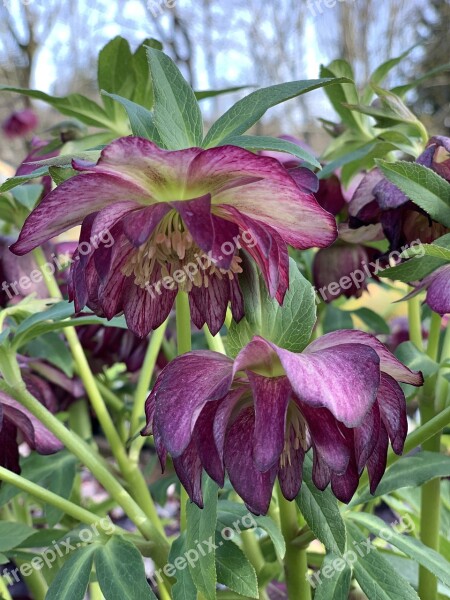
(203, 325, 226, 354)
(277, 484, 310, 600)
(130, 319, 168, 440)
(68, 398, 93, 441)
(427, 312, 442, 361)
(408, 295, 423, 351)
(32, 248, 166, 541)
(0, 575, 13, 600)
(15, 559, 47, 600)
(176, 291, 192, 532)
(240, 531, 270, 600)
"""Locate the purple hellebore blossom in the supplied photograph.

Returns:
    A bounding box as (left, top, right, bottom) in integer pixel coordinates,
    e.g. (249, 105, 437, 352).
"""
(312, 223, 384, 302)
(405, 264, 450, 317)
(1, 109, 38, 139)
(11, 137, 337, 337)
(0, 381, 63, 472)
(142, 330, 423, 515)
(349, 137, 450, 250)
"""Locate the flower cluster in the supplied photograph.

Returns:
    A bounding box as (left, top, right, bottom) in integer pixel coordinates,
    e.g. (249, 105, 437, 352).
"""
(143, 330, 423, 514)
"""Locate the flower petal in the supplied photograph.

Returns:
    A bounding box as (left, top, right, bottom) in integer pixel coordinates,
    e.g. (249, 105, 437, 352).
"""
(331, 455, 359, 504)
(224, 406, 277, 515)
(247, 372, 291, 472)
(153, 352, 233, 457)
(424, 265, 450, 316)
(10, 173, 147, 255)
(367, 423, 389, 494)
(173, 439, 204, 508)
(278, 424, 305, 501)
(122, 203, 171, 247)
(306, 329, 424, 386)
(377, 373, 408, 455)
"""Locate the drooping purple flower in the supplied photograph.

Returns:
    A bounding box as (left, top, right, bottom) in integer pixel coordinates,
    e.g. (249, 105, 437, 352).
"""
(405, 264, 450, 316)
(142, 330, 423, 514)
(1, 109, 38, 139)
(0, 380, 63, 472)
(11, 137, 337, 337)
(349, 138, 450, 250)
(313, 224, 383, 302)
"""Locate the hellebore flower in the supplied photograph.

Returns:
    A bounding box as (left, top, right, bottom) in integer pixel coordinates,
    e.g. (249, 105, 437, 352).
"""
(15, 137, 60, 196)
(0, 382, 63, 472)
(11, 137, 337, 337)
(1, 109, 38, 139)
(313, 224, 383, 302)
(349, 137, 450, 250)
(142, 330, 423, 514)
(404, 264, 450, 317)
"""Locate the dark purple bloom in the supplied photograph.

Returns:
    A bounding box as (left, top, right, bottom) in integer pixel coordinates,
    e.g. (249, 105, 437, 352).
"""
(142, 330, 423, 514)
(11, 137, 337, 337)
(349, 138, 450, 249)
(1, 109, 38, 139)
(405, 264, 450, 316)
(0, 382, 63, 473)
(313, 224, 383, 302)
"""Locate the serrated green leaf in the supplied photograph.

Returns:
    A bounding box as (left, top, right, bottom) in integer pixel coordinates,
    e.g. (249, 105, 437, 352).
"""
(95, 536, 157, 600)
(0, 86, 113, 130)
(220, 135, 320, 168)
(46, 545, 97, 600)
(131, 38, 162, 109)
(216, 500, 285, 561)
(380, 255, 447, 283)
(351, 452, 450, 506)
(195, 86, 252, 100)
(295, 453, 346, 555)
(318, 142, 376, 179)
(0, 167, 49, 193)
(402, 243, 450, 262)
(146, 48, 203, 149)
(204, 78, 350, 148)
(377, 160, 450, 227)
(11, 184, 43, 211)
(98, 37, 134, 121)
(102, 92, 163, 145)
(186, 477, 218, 600)
(348, 512, 450, 588)
(216, 540, 258, 598)
(311, 553, 351, 600)
(362, 46, 418, 104)
(226, 257, 316, 357)
(347, 522, 419, 600)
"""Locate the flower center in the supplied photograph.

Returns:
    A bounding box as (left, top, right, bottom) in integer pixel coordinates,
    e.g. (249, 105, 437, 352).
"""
(280, 403, 308, 468)
(122, 210, 243, 292)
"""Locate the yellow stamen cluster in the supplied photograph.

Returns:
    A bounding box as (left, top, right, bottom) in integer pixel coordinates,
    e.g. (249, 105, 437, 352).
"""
(122, 210, 243, 292)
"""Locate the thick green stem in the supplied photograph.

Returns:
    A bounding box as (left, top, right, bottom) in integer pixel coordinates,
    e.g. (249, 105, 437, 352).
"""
(427, 312, 442, 362)
(130, 319, 168, 441)
(203, 325, 226, 354)
(408, 295, 423, 351)
(240, 531, 270, 600)
(176, 291, 192, 531)
(32, 248, 166, 540)
(277, 484, 311, 600)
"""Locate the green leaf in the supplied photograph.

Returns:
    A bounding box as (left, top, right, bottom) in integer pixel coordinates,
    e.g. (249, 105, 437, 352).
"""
(392, 62, 450, 97)
(216, 500, 285, 561)
(395, 342, 440, 378)
(195, 86, 252, 100)
(348, 512, 450, 589)
(146, 48, 203, 149)
(216, 540, 258, 598)
(204, 78, 350, 148)
(296, 453, 346, 555)
(322, 305, 354, 334)
(131, 38, 162, 109)
(0, 167, 49, 193)
(186, 477, 218, 600)
(98, 37, 134, 121)
(95, 536, 157, 600)
(0, 522, 35, 552)
(102, 93, 163, 145)
(220, 135, 320, 169)
(11, 184, 43, 211)
(0, 86, 113, 129)
(25, 332, 74, 377)
(45, 454, 78, 527)
(319, 61, 366, 133)
(362, 46, 418, 104)
(318, 142, 377, 179)
(402, 242, 450, 262)
(46, 545, 97, 600)
(380, 255, 447, 283)
(352, 308, 390, 334)
(346, 522, 419, 600)
(311, 553, 351, 600)
(377, 160, 450, 227)
(169, 534, 197, 600)
(48, 166, 78, 185)
(351, 452, 450, 506)
(226, 257, 316, 357)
